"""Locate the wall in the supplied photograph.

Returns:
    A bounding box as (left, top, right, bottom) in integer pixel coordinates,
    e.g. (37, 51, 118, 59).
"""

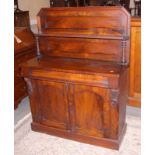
(130, 0, 134, 8)
(18, 0, 50, 25)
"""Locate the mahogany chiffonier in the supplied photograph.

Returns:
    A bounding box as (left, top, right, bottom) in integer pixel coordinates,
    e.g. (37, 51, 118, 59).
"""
(21, 7, 130, 149)
(14, 27, 36, 109)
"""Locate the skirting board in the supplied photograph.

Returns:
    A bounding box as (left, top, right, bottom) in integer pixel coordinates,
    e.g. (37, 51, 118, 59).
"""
(31, 122, 127, 150)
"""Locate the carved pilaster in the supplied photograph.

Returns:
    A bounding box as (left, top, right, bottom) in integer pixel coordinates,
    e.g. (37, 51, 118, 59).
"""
(121, 40, 127, 64)
(110, 89, 120, 106)
(35, 35, 41, 58)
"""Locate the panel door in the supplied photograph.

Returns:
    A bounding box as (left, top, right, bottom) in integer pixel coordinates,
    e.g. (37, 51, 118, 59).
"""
(69, 84, 112, 138)
(33, 80, 70, 130)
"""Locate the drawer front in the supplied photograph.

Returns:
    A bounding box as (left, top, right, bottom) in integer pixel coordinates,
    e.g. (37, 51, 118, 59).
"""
(31, 70, 119, 88)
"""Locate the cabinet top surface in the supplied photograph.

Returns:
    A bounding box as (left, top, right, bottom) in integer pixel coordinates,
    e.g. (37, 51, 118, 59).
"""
(22, 57, 127, 76)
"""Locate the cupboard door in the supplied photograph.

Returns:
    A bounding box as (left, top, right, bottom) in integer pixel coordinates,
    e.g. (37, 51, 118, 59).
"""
(69, 84, 112, 138)
(33, 80, 70, 130)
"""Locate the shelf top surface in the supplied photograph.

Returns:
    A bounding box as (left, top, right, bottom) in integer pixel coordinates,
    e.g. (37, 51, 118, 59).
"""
(22, 56, 127, 76)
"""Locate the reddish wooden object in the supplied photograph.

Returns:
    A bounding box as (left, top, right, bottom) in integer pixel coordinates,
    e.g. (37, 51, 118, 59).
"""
(21, 7, 130, 149)
(14, 27, 36, 109)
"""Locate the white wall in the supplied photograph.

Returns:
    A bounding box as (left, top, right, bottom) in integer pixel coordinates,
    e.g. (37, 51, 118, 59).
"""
(18, 0, 50, 25)
(130, 0, 135, 8)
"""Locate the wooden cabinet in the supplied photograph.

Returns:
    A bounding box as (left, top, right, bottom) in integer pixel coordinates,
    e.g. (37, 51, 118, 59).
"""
(21, 7, 130, 149)
(23, 63, 128, 149)
(14, 28, 36, 109)
(128, 17, 141, 107)
(29, 79, 112, 137)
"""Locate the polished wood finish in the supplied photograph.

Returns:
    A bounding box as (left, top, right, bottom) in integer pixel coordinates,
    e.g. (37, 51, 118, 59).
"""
(128, 17, 141, 107)
(37, 7, 130, 64)
(14, 27, 36, 109)
(21, 7, 130, 149)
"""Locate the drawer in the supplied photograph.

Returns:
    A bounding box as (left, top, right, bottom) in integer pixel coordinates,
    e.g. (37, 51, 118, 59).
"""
(30, 70, 119, 88)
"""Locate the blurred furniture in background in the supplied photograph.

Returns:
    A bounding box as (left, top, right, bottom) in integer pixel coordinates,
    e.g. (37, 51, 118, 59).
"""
(128, 17, 141, 107)
(14, 11, 30, 28)
(50, 0, 76, 7)
(14, 28, 36, 109)
(134, 0, 141, 16)
(50, 0, 120, 7)
(14, 0, 30, 27)
(119, 0, 130, 11)
(49, 0, 131, 7)
(130, 0, 141, 16)
(49, 0, 141, 17)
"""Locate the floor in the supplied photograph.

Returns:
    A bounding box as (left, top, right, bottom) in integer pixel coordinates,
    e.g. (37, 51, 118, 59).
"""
(14, 97, 141, 155)
(14, 97, 30, 125)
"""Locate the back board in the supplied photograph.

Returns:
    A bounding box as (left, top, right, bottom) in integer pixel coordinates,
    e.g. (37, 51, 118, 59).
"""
(36, 7, 130, 64)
